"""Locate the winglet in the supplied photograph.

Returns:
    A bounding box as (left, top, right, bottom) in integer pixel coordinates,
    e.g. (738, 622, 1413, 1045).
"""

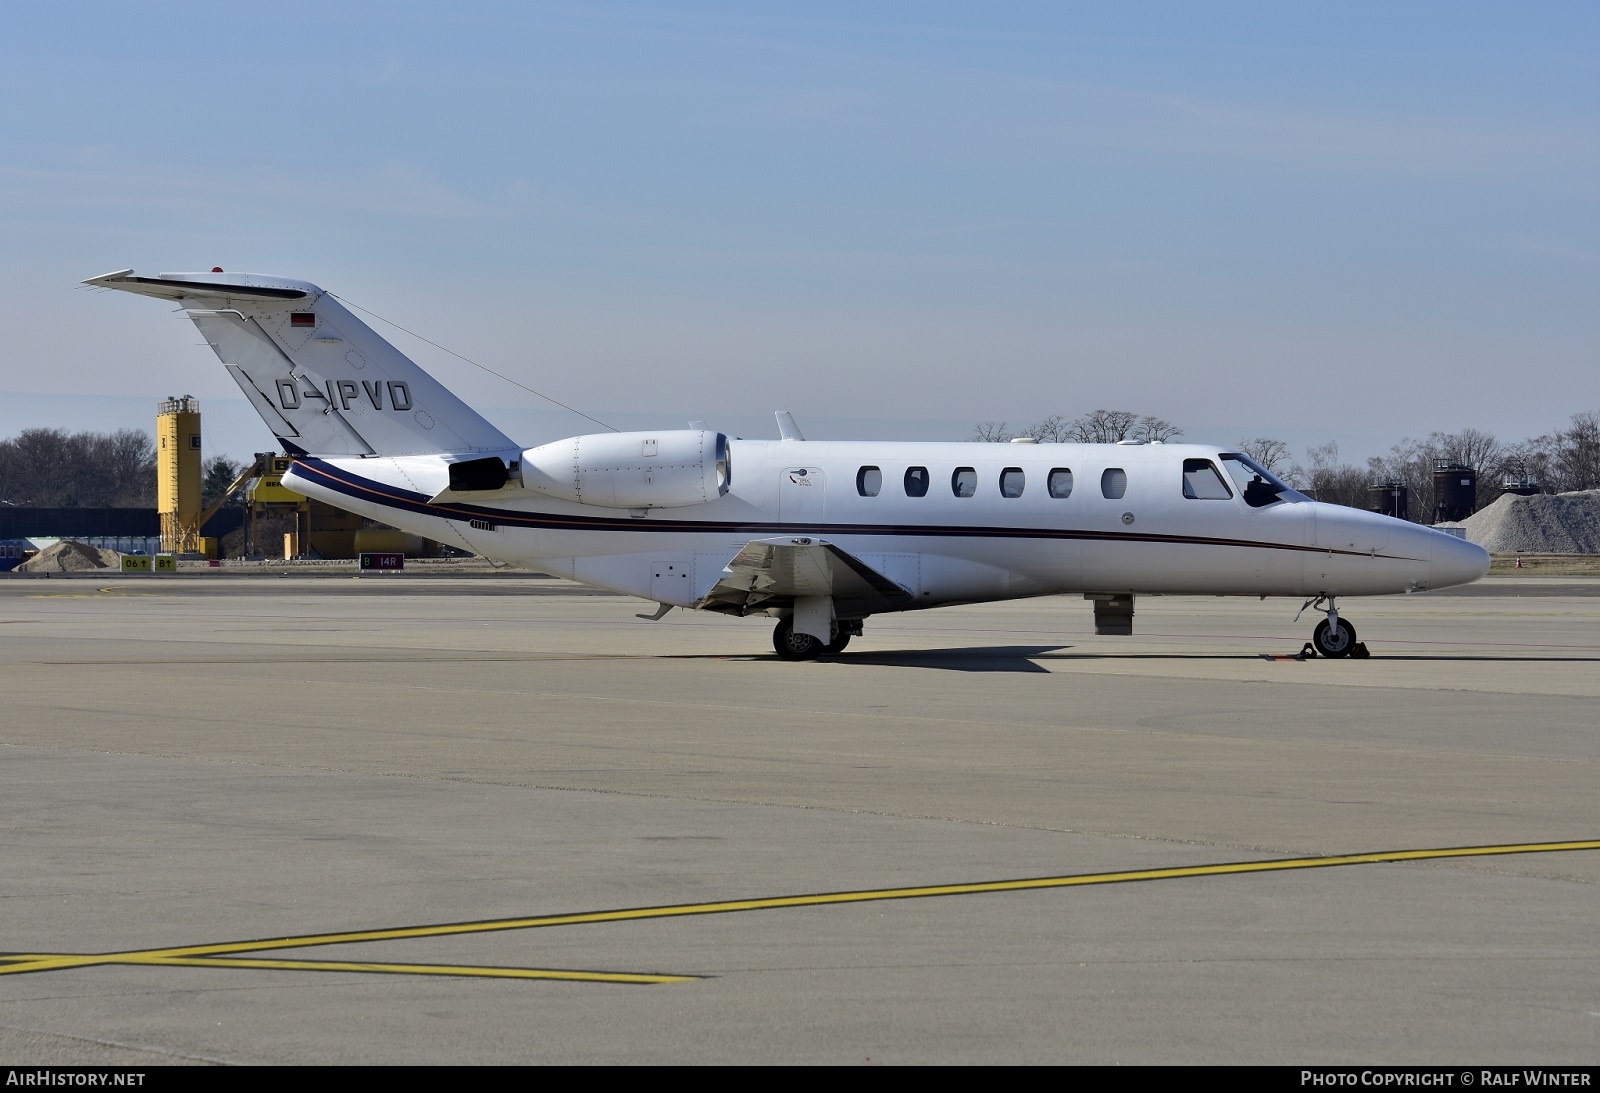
(775, 411, 805, 441)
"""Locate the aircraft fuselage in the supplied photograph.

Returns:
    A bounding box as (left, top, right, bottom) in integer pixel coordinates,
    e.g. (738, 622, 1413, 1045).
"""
(84, 267, 1491, 659)
(283, 438, 1486, 611)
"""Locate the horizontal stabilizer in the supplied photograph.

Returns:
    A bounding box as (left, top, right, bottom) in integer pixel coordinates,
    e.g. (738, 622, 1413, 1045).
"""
(83, 270, 312, 301)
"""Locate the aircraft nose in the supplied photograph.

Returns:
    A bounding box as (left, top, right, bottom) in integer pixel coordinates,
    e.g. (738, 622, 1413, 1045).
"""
(1430, 532, 1491, 589)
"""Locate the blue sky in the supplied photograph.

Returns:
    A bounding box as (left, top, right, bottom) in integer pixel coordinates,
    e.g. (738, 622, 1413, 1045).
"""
(2, 2, 1596, 461)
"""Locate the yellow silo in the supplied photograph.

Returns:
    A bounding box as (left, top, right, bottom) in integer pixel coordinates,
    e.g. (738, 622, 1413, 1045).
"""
(157, 395, 202, 554)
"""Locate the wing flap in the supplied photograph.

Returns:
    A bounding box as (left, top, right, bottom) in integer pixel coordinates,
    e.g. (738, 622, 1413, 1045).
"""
(698, 537, 913, 616)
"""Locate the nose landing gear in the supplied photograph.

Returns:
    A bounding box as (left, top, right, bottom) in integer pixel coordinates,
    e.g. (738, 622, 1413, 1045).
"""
(1297, 595, 1366, 658)
(1313, 616, 1358, 657)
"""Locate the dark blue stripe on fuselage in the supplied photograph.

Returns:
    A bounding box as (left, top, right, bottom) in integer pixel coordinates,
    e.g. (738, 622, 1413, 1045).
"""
(291, 457, 1400, 559)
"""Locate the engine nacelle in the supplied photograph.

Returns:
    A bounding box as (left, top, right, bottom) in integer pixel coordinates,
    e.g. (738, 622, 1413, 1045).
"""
(519, 430, 730, 510)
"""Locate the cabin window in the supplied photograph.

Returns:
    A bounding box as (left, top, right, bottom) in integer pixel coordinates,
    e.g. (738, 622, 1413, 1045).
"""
(856, 466, 883, 497)
(1048, 468, 1074, 499)
(999, 467, 1025, 498)
(1182, 458, 1233, 500)
(952, 467, 977, 498)
(1101, 468, 1127, 499)
(904, 466, 929, 497)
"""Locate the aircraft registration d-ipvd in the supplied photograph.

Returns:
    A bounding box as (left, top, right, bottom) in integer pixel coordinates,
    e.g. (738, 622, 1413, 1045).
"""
(88, 269, 1490, 659)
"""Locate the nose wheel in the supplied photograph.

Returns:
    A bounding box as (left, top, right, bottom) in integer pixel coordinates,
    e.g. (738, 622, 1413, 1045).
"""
(1312, 616, 1358, 658)
(1298, 595, 1365, 659)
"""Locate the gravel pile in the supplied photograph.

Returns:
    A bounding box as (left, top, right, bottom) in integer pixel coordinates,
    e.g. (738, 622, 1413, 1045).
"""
(16, 540, 120, 573)
(1440, 489, 1600, 554)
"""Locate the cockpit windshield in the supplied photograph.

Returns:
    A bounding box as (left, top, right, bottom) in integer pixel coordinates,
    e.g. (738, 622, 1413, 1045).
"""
(1218, 454, 1306, 508)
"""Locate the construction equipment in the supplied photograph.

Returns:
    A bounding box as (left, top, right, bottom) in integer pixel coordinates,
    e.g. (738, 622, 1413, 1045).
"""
(195, 449, 448, 561)
(195, 453, 266, 543)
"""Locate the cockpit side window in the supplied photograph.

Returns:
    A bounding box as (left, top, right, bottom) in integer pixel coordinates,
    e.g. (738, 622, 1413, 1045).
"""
(1219, 454, 1302, 508)
(1182, 459, 1233, 500)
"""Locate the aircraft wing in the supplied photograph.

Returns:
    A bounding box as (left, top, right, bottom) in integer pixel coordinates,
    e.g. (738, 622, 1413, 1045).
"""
(698, 537, 914, 616)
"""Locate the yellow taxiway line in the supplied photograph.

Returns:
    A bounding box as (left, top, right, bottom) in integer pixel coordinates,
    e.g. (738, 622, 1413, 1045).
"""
(3, 839, 1594, 984)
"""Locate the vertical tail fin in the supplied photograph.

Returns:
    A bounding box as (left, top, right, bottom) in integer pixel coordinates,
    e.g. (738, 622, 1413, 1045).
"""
(85, 270, 515, 457)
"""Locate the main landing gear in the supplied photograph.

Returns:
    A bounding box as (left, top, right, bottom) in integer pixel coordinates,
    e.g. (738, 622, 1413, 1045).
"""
(1296, 595, 1368, 658)
(772, 617, 861, 661)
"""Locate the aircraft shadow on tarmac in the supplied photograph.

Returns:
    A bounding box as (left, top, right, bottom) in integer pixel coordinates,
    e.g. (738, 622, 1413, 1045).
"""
(672, 645, 1070, 672)
(835, 649, 1600, 671)
(827, 644, 1068, 672)
(677, 648, 1600, 672)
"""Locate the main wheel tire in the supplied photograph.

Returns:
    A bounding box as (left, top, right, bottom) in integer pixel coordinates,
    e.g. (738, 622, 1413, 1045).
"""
(1312, 617, 1358, 659)
(773, 617, 823, 661)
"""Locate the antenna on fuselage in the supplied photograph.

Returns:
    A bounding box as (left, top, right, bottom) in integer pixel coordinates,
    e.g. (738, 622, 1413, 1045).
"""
(775, 411, 805, 441)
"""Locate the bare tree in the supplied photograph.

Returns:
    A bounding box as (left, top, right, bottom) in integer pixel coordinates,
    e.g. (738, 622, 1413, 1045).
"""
(1368, 438, 1440, 522)
(1302, 441, 1370, 510)
(973, 409, 1184, 444)
(2, 428, 73, 505)
(1054, 410, 1181, 444)
(1500, 436, 1552, 491)
(1065, 409, 1138, 443)
(1431, 427, 1503, 471)
(1428, 427, 1504, 511)
(0, 428, 155, 507)
(1238, 437, 1292, 473)
(1020, 415, 1072, 443)
(0, 438, 17, 505)
(1495, 414, 1598, 494)
(971, 421, 1013, 442)
(962, 410, 1597, 505)
(1555, 410, 1600, 491)
(100, 429, 158, 507)
(1131, 415, 1183, 443)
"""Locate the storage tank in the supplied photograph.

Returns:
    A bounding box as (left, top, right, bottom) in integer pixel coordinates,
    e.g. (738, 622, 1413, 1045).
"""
(1433, 461, 1476, 523)
(157, 395, 202, 554)
(1368, 480, 1408, 520)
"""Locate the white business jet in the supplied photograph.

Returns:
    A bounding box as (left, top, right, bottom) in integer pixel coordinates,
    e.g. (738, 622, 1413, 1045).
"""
(87, 269, 1490, 660)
